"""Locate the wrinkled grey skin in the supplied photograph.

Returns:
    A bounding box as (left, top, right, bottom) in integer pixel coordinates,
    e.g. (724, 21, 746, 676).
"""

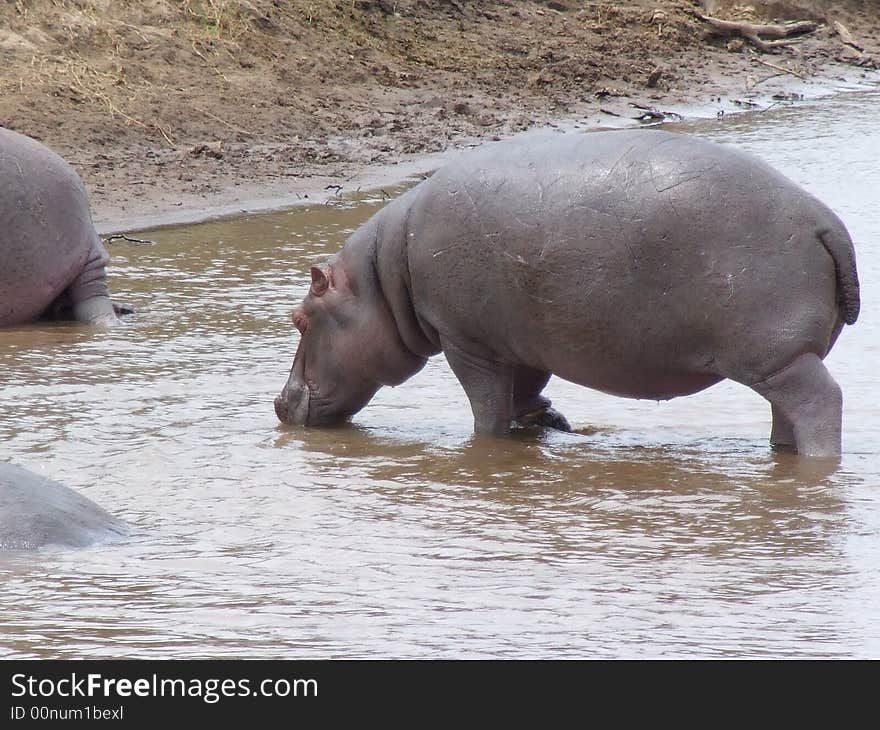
(275, 130, 859, 457)
(0, 127, 117, 326)
(0, 463, 128, 550)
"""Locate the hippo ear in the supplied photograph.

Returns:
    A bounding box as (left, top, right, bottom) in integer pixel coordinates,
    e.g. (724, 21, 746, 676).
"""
(310, 266, 333, 296)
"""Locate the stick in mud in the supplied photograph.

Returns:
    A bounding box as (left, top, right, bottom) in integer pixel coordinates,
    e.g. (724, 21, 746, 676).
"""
(752, 57, 808, 80)
(695, 12, 819, 53)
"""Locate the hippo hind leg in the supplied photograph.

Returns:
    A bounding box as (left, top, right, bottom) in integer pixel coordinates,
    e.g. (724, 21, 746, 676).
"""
(750, 353, 842, 457)
(513, 366, 571, 432)
(769, 404, 796, 452)
(68, 236, 117, 325)
(442, 341, 571, 436)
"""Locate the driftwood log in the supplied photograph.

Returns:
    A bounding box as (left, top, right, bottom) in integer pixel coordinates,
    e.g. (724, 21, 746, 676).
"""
(832, 19, 864, 52)
(695, 12, 820, 53)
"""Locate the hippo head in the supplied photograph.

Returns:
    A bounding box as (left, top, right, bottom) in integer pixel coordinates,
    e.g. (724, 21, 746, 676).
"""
(274, 262, 424, 427)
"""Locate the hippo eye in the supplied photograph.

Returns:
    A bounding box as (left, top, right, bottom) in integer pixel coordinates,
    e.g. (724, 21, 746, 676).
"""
(291, 310, 309, 333)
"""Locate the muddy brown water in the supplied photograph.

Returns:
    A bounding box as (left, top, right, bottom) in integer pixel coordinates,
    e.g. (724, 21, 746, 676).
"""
(2, 90, 879, 658)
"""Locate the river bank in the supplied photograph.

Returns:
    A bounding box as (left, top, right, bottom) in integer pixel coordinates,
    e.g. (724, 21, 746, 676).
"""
(1, 1, 878, 233)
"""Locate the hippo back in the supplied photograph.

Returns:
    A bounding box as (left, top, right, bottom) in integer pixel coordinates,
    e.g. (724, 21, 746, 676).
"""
(403, 129, 849, 395)
(0, 128, 97, 325)
(0, 463, 129, 550)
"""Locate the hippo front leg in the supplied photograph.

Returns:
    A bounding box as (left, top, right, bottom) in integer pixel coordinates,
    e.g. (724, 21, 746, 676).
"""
(442, 339, 513, 436)
(68, 236, 117, 326)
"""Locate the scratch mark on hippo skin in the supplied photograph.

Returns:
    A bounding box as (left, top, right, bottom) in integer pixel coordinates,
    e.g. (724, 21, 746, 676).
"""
(509, 209, 530, 229)
(502, 250, 529, 266)
(605, 208, 639, 264)
(500, 249, 567, 280)
(461, 179, 479, 213)
(725, 266, 747, 302)
(647, 136, 679, 154)
(432, 241, 469, 258)
(603, 145, 637, 184)
(655, 168, 717, 194)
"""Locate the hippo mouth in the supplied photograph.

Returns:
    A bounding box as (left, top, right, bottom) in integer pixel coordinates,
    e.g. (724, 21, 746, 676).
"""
(275, 375, 377, 427)
(274, 379, 349, 426)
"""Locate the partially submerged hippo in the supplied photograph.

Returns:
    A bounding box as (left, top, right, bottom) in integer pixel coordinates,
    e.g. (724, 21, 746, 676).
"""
(275, 130, 859, 457)
(0, 463, 128, 550)
(0, 127, 118, 326)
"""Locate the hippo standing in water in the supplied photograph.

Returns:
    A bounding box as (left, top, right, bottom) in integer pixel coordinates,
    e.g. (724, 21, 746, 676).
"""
(0, 463, 128, 550)
(0, 127, 118, 326)
(275, 130, 859, 457)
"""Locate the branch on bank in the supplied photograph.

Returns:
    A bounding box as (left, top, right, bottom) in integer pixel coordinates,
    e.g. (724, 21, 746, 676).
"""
(695, 12, 820, 53)
(831, 20, 863, 52)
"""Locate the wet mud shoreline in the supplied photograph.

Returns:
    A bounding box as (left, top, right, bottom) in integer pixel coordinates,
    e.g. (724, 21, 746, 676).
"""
(96, 64, 880, 235)
(0, 1, 878, 233)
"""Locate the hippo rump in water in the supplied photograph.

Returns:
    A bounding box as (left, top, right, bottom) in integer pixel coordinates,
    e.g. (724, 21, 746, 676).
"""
(274, 130, 859, 457)
(0, 127, 120, 326)
(0, 463, 128, 550)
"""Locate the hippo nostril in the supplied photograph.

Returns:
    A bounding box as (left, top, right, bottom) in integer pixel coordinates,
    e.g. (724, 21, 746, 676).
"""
(275, 382, 311, 425)
(274, 396, 288, 423)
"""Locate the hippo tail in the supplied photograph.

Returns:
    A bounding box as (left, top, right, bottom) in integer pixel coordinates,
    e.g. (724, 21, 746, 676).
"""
(819, 227, 860, 325)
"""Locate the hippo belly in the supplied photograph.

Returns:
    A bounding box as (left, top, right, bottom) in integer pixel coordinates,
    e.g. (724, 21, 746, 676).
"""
(0, 463, 128, 550)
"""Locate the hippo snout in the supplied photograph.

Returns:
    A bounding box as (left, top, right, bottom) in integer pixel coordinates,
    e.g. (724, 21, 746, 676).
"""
(274, 381, 311, 425)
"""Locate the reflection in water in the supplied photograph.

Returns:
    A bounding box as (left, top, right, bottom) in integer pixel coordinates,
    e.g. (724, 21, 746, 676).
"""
(1, 95, 879, 658)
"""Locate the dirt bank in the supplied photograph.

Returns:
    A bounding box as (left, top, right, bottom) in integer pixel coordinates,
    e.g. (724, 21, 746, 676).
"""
(1, 0, 879, 232)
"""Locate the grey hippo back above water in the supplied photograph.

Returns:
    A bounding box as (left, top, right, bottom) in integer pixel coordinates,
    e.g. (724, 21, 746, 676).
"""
(0, 464, 128, 550)
(0, 127, 119, 326)
(275, 129, 860, 458)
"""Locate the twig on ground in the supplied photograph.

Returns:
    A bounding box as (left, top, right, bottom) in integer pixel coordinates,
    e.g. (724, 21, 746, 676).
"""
(192, 47, 231, 83)
(746, 72, 787, 90)
(832, 20, 864, 52)
(192, 107, 253, 136)
(104, 234, 156, 245)
(630, 103, 682, 123)
(761, 101, 784, 113)
(107, 99, 176, 147)
(752, 57, 808, 79)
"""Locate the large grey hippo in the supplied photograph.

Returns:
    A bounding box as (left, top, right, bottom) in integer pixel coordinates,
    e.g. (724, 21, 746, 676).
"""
(0, 127, 118, 326)
(0, 463, 128, 550)
(274, 130, 859, 457)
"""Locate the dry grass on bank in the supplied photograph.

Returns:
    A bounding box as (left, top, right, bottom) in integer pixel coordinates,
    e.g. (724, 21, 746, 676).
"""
(2, 1, 877, 221)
